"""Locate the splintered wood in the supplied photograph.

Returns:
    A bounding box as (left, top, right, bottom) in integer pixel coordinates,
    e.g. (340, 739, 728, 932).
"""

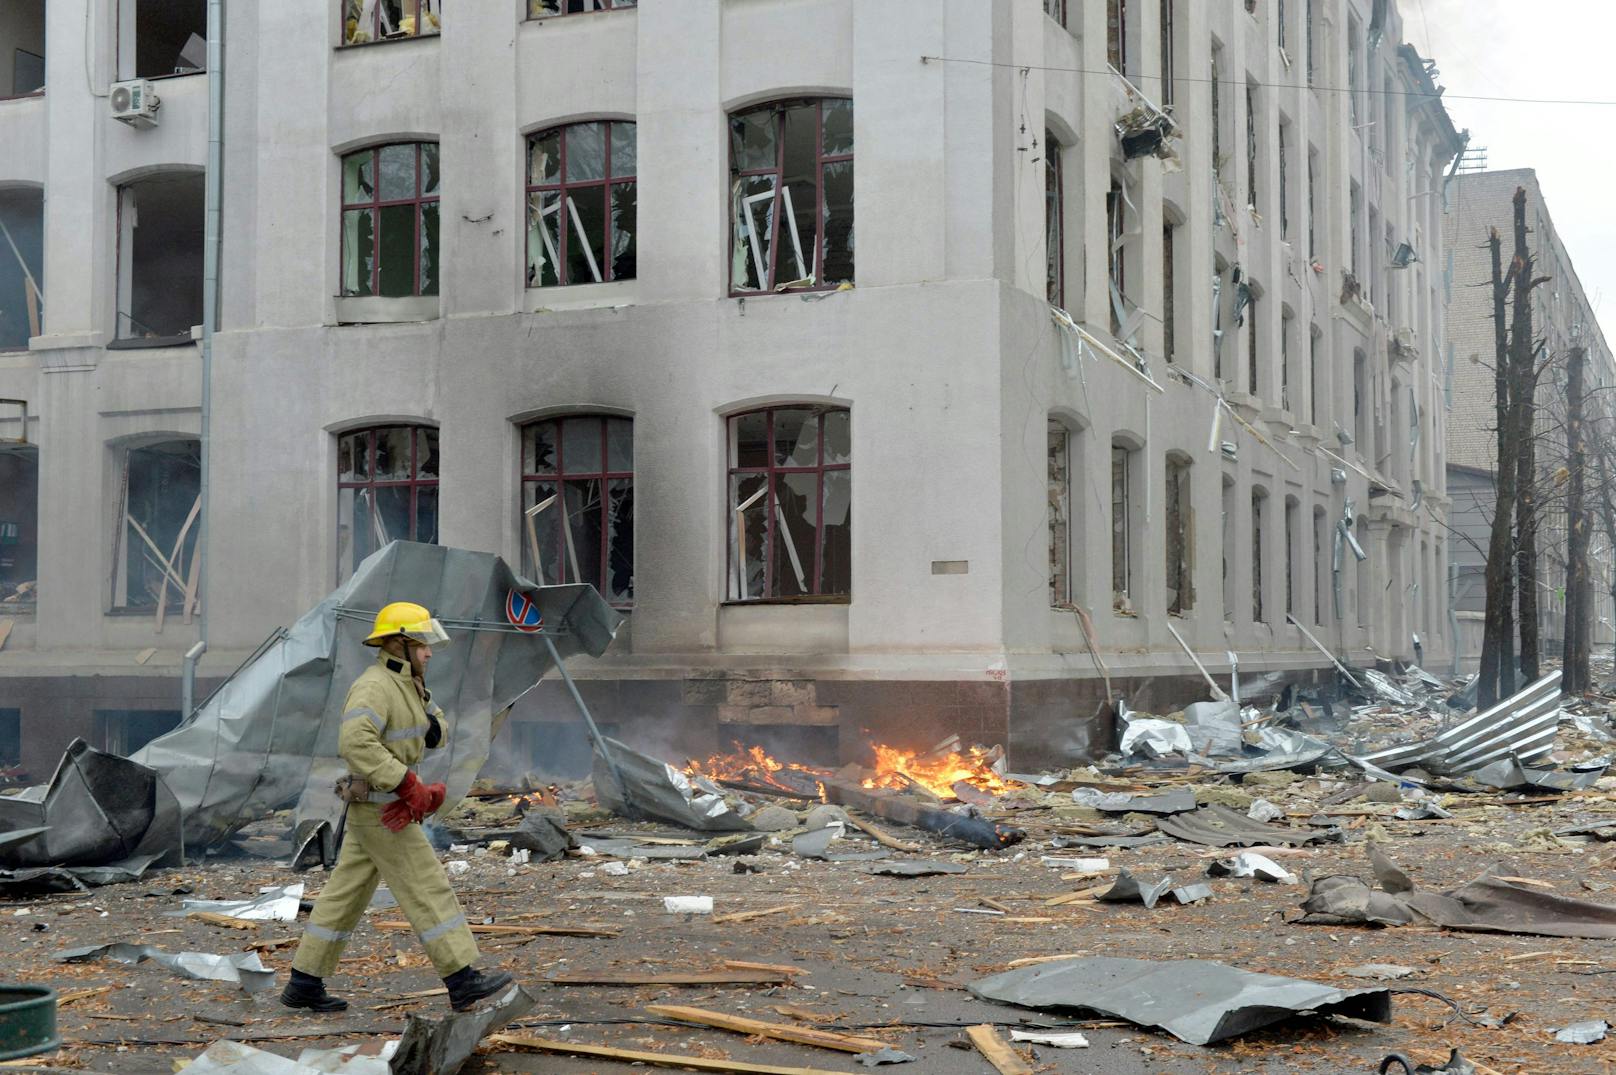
(966, 1024, 1033, 1075)
(543, 968, 791, 986)
(486, 1035, 853, 1074)
(645, 1004, 889, 1053)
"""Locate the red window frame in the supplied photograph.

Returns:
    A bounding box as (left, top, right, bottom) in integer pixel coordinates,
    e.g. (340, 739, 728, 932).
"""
(340, 142, 439, 298)
(1045, 133, 1063, 307)
(525, 122, 637, 288)
(336, 426, 440, 576)
(519, 415, 634, 607)
(729, 98, 854, 295)
(727, 406, 851, 602)
(342, 0, 439, 46)
(527, 0, 636, 17)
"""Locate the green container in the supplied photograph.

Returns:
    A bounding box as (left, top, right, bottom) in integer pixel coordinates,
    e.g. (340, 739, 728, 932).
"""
(0, 985, 59, 1061)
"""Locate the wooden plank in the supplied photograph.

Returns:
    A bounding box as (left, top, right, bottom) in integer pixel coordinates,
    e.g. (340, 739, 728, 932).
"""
(135, 647, 157, 665)
(189, 911, 257, 931)
(966, 1024, 1032, 1075)
(842, 812, 921, 852)
(155, 496, 199, 633)
(372, 920, 618, 938)
(710, 904, 798, 925)
(722, 959, 807, 976)
(23, 278, 39, 339)
(56, 985, 119, 1006)
(1045, 883, 1111, 906)
(486, 1035, 853, 1075)
(644, 1004, 889, 1054)
(543, 969, 788, 986)
(0, 619, 12, 653)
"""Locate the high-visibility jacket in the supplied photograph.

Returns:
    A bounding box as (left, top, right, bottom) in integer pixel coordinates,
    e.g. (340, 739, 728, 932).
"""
(338, 651, 447, 795)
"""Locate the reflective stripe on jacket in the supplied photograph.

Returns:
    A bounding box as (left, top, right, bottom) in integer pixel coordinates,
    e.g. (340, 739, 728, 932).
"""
(337, 652, 448, 794)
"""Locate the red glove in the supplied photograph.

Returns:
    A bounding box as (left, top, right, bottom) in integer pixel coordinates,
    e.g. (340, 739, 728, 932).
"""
(381, 799, 414, 832)
(380, 772, 447, 831)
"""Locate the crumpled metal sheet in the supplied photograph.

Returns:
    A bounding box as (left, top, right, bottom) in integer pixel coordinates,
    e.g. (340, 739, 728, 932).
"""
(1096, 869, 1175, 909)
(1181, 700, 1244, 757)
(1217, 727, 1339, 774)
(1355, 671, 1562, 775)
(1070, 786, 1196, 815)
(1466, 757, 1607, 792)
(170, 1041, 399, 1075)
(1155, 803, 1343, 848)
(0, 854, 160, 894)
(391, 983, 535, 1075)
(54, 942, 276, 992)
(968, 956, 1391, 1045)
(3, 543, 620, 874)
(592, 737, 752, 832)
(1207, 851, 1297, 883)
(0, 739, 181, 870)
(1119, 718, 1194, 759)
(182, 882, 304, 922)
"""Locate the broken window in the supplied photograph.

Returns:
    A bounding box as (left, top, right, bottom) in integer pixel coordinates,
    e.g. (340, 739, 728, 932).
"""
(1347, 18, 1362, 124)
(1221, 475, 1235, 620)
(1165, 454, 1193, 615)
(527, 122, 636, 288)
(520, 415, 634, 607)
(1158, 0, 1175, 106)
(1106, 0, 1127, 74)
(1284, 495, 1298, 617)
(1244, 83, 1258, 209)
(727, 406, 850, 601)
(1349, 182, 1362, 279)
(1353, 348, 1368, 448)
(1276, 0, 1286, 50)
(116, 174, 203, 345)
(1045, 132, 1063, 307)
(1043, 0, 1066, 26)
(1, 1, 45, 98)
(1277, 119, 1289, 239)
(1111, 442, 1133, 611)
(0, 187, 43, 350)
(95, 709, 180, 756)
(1246, 289, 1259, 396)
(1210, 47, 1223, 178)
(1049, 423, 1071, 607)
(341, 143, 440, 298)
(342, 0, 439, 46)
(1251, 488, 1266, 623)
(1106, 179, 1126, 335)
(0, 709, 17, 767)
(336, 425, 439, 582)
(729, 98, 853, 294)
(1306, 147, 1317, 258)
(0, 444, 37, 610)
(1355, 518, 1370, 629)
(111, 439, 200, 613)
(1313, 505, 1326, 625)
(1305, 0, 1316, 84)
(530, 0, 635, 16)
(1213, 257, 1228, 381)
(1280, 307, 1293, 411)
(1308, 324, 1321, 424)
(119, 0, 206, 79)
(1162, 222, 1177, 362)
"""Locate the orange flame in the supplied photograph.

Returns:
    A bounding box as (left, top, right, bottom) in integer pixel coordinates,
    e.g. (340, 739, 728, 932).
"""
(687, 740, 1008, 800)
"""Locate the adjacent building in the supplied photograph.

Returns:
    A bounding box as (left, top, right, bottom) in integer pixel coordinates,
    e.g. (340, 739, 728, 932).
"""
(1442, 168, 1616, 667)
(0, 0, 1462, 781)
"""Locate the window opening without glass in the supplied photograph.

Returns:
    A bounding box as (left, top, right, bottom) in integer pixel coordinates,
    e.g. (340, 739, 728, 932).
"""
(730, 99, 853, 294)
(116, 174, 204, 345)
(337, 426, 439, 581)
(521, 415, 634, 606)
(119, 0, 205, 80)
(728, 407, 851, 601)
(0, 189, 43, 350)
(0, 446, 37, 611)
(110, 439, 201, 620)
(341, 143, 440, 298)
(527, 122, 636, 287)
(1045, 133, 1063, 307)
(343, 0, 439, 46)
(2, 1, 45, 97)
(529, 0, 636, 17)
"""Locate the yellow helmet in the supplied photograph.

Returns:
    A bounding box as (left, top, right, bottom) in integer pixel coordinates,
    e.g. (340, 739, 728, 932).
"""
(363, 601, 451, 648)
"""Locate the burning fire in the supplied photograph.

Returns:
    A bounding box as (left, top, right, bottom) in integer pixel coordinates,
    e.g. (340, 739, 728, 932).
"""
(687, 740, 1009, 800)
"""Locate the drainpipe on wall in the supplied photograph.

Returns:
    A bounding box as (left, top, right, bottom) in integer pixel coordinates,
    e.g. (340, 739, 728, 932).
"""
(198, 0, 223, 656)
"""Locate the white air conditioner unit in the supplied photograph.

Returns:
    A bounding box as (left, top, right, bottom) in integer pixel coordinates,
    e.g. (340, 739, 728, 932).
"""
(110, 79, 160, 128)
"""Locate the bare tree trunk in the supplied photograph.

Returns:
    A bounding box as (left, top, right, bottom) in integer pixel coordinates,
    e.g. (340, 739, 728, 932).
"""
(1478, 225, 1517, 708)
(1510, 188, 1541, 684)
(1562, 344, 1590, 693)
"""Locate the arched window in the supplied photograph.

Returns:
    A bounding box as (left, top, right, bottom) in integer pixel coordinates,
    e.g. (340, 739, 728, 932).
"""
(519, 415, 634, 606)
(729, 98, 853, 294)
(1045, 132, 1063, 307)
(1251, 487, 1267, 622)
(526, 122, 637, 287)
(1165, 454, 1193, 614)
(337, 425, 439, 580)
(728, 406, 850, 600)
(340, 143, 440, 297)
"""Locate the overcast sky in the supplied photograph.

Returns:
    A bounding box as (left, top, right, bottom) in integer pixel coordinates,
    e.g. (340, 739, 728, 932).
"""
(1401, 0, 1616, 345)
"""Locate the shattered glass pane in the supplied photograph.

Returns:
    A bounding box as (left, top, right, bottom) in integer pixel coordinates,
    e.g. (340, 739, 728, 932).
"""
(823, 410, 850, 464)
(343, 151, 374, 204)
(607, 478, 634, 603)
(416, 428, 439, 478)
(606, 417, 632, 473)
(822, 98, 853, 156)
(732, 175, 776, 292)
(528, 191, 560, 288)
(419, 202, 439, 296)
(338, 432, 367, 482)
(337, 487, 363, 577)
(730, 109, 777, 173)
(732, 412, 768, 469)
(567, 123, 607, 182)
(822, 160, 854, 285)
(524, 479, 562, 585)
(821, 469, 851, 595)
(421, 143, 440, 196)
(530, 132, 561, 186)
(378, 144, 417, 201)
(525, 420, 558, 474)
(562, 417, 602, 475)
(374, 427, 412, 480)
(772, 472, 819, 597)
(610, 180, 636, 281)
(610, 124, 636, 177)
(413, 485, 438, 544)
(530, 0, 561, 14)
(1045, 144, 1062, 305)
(772, 408, 818, 467)
(566, 187, 606, 284)
(377, 203, 416, 296)
(730, 472, 767, 599)
(564, 479, 603, 588)
(373, 485, 411, 549)
(120, 441, 201, 610)
(341, 209, 374, 296)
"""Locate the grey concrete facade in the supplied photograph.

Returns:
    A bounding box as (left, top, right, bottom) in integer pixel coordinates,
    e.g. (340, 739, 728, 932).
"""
(0, 0, 1461, 778)
(1441, 167, 1616, 668)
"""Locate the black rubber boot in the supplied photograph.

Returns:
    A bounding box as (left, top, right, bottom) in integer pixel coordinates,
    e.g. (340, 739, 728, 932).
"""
(443, 965, 515, 1011)
(280, 969, 348, 1012)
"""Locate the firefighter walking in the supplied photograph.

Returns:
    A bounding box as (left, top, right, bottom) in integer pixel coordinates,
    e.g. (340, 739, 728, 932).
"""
(281, 601, 513, 1013)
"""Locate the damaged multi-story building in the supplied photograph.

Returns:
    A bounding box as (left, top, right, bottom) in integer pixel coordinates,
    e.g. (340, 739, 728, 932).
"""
(1442, 167, 1616, 667)
(0, 0, 1462, 779)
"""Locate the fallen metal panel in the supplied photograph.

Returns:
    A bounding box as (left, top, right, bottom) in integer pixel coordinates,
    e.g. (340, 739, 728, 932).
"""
(1069, 787, 1196, 814)
(1467, 757, 1606, 792)
(0, 739, 180, 868)
(54, 942, 276, 992)
(391, 983, 535, 1075)
(967, 956, 1391, 1045)
(1355, 672, 1561, 774)
(1095, 869, 1174, 908)
(1155, 803, 1343, 847)
(592, 737, 752, 832)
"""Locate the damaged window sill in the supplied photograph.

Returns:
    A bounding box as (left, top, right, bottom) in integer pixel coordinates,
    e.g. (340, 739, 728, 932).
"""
(335, 295, 440, 325)
(108, 335, 196, 352)
(335, 33, 440, 53)
(721, 597, 850, 607)
(524, 280, 639, 314)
